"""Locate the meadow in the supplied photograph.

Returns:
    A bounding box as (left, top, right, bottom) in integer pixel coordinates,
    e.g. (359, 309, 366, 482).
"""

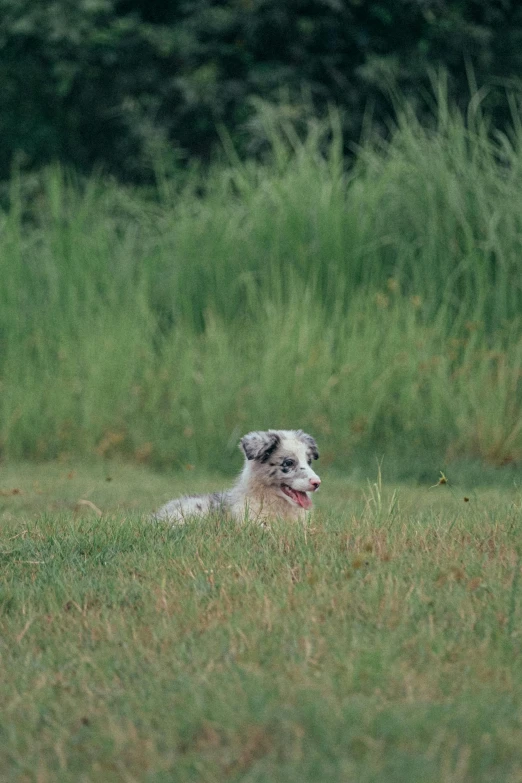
(2, 89, 522, 781)
(1, 461, 522, 782)
(2, 87, 522, 473)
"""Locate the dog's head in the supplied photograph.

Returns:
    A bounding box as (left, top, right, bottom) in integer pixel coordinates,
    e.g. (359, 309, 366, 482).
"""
(240, 429, 320, 510)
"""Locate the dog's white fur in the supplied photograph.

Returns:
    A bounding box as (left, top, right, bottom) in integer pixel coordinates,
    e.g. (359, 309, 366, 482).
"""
(152, 429, 321, 524)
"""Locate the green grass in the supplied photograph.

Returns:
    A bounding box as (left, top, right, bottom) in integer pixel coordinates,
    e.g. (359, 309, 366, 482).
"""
(1, 462, 522, 781)
(2, 87, 522, 471)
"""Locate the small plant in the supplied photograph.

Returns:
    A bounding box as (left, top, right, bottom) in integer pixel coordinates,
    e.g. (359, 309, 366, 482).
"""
(363, 460, 400, 527)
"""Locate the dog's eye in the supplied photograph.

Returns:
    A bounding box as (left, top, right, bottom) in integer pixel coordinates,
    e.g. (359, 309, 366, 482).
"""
(281, 459, 294, 469)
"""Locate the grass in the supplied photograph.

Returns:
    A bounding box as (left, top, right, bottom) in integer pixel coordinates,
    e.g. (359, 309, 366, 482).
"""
(1, 461, 522, 781)
(2, 84, 522, 777)
(2, 85, 522, 471)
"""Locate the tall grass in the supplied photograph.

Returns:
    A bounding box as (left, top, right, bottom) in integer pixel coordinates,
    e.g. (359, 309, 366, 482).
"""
(2, 88, 522, 472)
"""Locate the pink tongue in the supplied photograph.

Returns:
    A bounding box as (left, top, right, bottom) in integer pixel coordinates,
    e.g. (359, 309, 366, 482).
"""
(295, 490, 312, 510)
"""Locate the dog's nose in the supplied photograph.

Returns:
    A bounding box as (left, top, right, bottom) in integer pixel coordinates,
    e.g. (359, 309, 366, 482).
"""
(309, 478, 321, 491)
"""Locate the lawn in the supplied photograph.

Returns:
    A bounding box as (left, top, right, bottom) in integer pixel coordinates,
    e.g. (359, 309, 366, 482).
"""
(1, 461, 522, 782)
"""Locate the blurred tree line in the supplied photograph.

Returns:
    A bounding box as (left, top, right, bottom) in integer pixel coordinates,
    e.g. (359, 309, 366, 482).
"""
(1, 0, 521, 180)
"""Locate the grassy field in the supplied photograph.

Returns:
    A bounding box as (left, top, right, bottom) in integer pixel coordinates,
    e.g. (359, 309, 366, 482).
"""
(2, 88, 522, 472)
(1, 461, 522, 781)
(2, 86, 522, 780)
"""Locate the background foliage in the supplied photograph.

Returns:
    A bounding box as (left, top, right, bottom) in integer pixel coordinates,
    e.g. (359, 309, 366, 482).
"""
(2, 93, 522, 473)
(1, 0, 522, 179)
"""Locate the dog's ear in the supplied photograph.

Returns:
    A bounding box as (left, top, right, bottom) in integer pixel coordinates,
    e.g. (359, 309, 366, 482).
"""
(296, 430, 319, 460)
(240, 431, 281, 462)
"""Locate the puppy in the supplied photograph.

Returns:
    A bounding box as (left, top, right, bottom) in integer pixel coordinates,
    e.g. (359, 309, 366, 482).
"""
(153, 429, 320, 524)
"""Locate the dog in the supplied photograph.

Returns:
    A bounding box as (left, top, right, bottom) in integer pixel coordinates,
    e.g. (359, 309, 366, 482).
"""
(152, 429, 321, 524)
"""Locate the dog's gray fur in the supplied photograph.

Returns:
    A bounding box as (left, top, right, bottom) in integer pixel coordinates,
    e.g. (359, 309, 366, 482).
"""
(153, 429, 321, 524)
